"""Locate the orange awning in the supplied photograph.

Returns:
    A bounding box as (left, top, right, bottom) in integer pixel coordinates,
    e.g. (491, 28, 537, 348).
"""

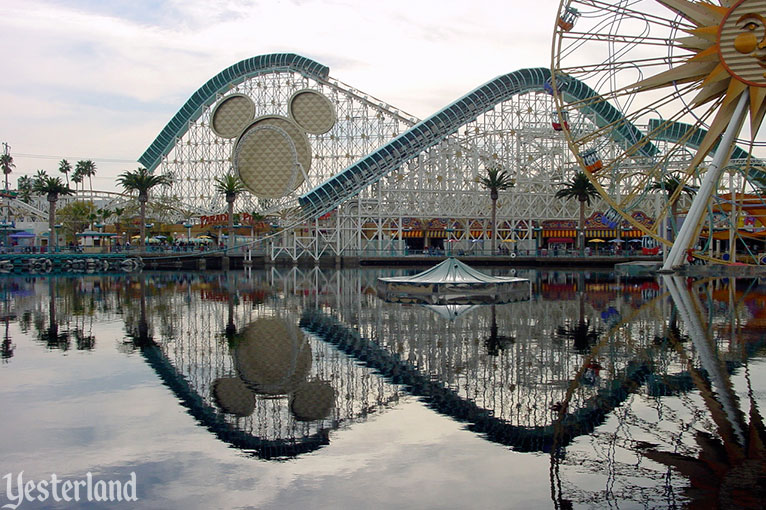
(543, 230, 577, 237)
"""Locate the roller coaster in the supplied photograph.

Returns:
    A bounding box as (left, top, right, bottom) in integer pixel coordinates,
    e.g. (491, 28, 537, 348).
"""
(6, 48, 764, 264)
(132, 51, 761, 263)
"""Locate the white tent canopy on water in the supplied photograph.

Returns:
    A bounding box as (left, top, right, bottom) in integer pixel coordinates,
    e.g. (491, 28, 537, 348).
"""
(379, 257, 524, 285)
(377, 257, 529, 305)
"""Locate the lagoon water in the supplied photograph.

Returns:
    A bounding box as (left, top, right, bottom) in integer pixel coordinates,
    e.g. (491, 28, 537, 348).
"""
(1, 267, 765, 509)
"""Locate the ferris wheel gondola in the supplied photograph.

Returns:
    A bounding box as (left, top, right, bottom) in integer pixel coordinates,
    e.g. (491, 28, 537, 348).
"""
(551, 110, 570, 131)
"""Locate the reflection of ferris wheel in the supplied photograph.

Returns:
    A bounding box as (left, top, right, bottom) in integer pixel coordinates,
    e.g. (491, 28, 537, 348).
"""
(552, 0, 766, 269)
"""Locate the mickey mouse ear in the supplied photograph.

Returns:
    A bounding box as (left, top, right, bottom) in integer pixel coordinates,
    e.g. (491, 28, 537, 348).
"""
(289, 89, 336, 135)
(211, 94, 255, 139)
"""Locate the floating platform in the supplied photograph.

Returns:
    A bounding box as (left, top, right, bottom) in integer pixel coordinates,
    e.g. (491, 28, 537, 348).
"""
(377, 257, 530, 305)
(614, 261, 661, 276)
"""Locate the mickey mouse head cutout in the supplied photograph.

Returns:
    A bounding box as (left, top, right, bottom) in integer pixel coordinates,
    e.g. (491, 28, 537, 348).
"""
(210, 89, 336, 199)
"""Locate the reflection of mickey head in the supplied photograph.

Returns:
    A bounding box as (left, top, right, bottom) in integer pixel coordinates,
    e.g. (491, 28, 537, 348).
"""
(210, 90, 336, 199)
(212, 377, 255, 417)
(211, 317, 335, 422)
(234, 317, 312, 396)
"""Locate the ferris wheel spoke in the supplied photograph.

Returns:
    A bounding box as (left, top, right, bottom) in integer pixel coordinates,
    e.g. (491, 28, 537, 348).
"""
(571, 0, 696, 31)
(560, 32, 682, 47)
(555, 55, 691, 77)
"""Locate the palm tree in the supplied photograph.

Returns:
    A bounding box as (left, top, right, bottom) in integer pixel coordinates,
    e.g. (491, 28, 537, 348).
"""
(116, 167, 172, 250)
(479, 165, 515, 254)
(58, 159, 72, 188)
(33, 169, 47, 186)
(96, 207, 113, 231)
(75, 160, 96, 196)
(33, 175, 73, 252)
(71, 166, 83, 193)
(75, 160, 96, 225)
(555, 171, 600, 253)
(16, 176, 33, 203)
(214, 173, 247, 251)
(112, 207, 126, 240)
(0, 153, 14, 192)
(249, 211, 266, 239)
(648, 175, 697, 240)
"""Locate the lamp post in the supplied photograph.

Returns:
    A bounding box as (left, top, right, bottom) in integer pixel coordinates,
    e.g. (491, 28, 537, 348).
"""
(183, 222, 193, 241)
(144, 223, 153, 252)
(533, 226, 542, 255)
(445, 228, 454, 256)
(54, 223, 62, 253)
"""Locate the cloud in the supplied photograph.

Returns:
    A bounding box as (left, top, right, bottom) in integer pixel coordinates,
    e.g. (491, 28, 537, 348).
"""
(0, 0, 560, 190)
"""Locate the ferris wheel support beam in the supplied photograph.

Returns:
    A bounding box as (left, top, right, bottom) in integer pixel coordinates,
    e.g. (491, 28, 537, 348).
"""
(661, 91, 750, 272)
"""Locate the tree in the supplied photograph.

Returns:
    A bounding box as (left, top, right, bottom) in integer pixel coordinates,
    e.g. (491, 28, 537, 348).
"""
(112, 207, 126, 238)
(16, 176, 34, 203)
(56, 201, 95, 239)
(75, 160, 96, 226)
(33, 175, 73, 252)
(479, 165, 515, 254)
(555, 171, 600, 253)
(58, 159, 72, 188)
(96, 207, 113, 230)
(34, 169, 47, 187)
(214, 173, 247, 251)
(116, 167, 172, 250)
(648, 175, 697, 240)
(249, 211, 267, 239)
(75, 160, 96, 198)
(0, 153, 14, 192)
(71, 166, 84, 193)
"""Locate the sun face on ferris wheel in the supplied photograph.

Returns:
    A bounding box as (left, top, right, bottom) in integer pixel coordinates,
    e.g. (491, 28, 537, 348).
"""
(552, 0, 766, 266)
(635, 0, 766, 153)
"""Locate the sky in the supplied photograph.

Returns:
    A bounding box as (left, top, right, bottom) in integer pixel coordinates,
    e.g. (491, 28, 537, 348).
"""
(0, 0, 561, 193)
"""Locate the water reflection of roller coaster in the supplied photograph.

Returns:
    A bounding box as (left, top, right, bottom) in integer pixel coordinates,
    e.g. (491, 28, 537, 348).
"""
(104, 268, 766, 460)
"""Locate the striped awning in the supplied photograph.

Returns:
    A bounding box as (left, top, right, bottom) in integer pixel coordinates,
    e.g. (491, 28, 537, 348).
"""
(586, 229, 643, 238)
(469, 230, 485, 238)
(401, 230, 424, 238)
(585, 229, 617, 238)
(427, 230, 448, 238)
(543, 230, 577, 237)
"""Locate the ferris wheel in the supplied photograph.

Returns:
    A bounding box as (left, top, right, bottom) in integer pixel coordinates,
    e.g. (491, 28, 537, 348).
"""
(551, 0, 766, 268)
